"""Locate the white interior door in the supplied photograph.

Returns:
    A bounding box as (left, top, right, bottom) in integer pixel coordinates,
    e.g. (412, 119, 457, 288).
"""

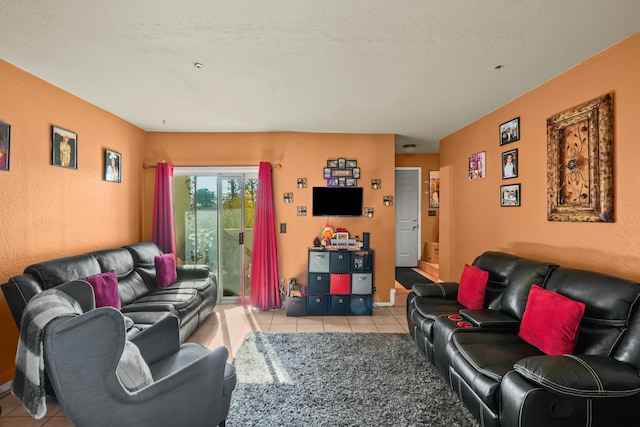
(395, 168, 420, 267)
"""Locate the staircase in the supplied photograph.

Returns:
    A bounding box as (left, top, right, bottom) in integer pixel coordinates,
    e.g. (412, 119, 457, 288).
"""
(394, 261, 439, 307)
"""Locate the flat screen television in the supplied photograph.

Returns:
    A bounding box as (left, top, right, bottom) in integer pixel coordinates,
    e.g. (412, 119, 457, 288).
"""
(312, 187, 363, 217)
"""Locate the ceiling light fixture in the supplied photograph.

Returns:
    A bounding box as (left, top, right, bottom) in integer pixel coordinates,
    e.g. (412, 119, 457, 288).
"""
(403, 144, 417, 153)
(494, 64, 503, 70)
(194, 62, 203, 69)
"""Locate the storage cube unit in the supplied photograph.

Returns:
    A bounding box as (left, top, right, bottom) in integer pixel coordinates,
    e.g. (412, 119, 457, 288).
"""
(305, 248, 374, 316)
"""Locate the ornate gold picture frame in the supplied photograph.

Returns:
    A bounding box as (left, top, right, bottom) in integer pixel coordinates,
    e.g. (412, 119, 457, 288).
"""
(547, 93, 613, 222)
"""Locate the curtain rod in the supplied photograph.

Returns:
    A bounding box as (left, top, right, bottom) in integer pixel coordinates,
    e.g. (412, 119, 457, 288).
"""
(143, 163, 281, 169)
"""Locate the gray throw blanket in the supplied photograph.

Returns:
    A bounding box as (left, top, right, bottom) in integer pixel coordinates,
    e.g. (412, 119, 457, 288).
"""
(12, 289, 82, 419)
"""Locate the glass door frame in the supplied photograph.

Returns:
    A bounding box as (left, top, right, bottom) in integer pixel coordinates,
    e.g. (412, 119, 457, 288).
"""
(173, 166, 258, 303)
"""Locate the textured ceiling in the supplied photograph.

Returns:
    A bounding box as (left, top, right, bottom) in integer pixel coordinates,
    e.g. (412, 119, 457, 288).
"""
(1, 1, 639, 152)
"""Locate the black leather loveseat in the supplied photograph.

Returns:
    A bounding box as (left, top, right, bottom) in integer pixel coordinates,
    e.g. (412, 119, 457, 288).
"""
(407, 251, 640, 427)
(2, 241, 217, 342)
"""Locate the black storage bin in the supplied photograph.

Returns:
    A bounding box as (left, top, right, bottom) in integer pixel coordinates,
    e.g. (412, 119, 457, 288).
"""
(307, 273, 330, 294)
(350, 294, 373, 316)
(330, 251, 351, 273)
(329, 295, 351, 315)
(307, 295, 329, 316)
(286, 296, 307, 317)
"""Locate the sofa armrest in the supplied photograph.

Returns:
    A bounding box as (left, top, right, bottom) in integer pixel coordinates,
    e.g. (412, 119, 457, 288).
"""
(514, 354, 640, 398)
(412, 282, 458, 298)
(176, 264, 210, 281)
(459, 308, 520, 328)
(130, 314, 181, 365)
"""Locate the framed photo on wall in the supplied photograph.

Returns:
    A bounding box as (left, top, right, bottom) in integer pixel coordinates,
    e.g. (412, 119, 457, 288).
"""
(468, 151, 486, 180)
(501, 148, 518, 179)
(500, 117, 520, 145)
(52, 125, 77, 169)
(500, 183, 521, 207)
(104, 149, 122, 182)
(0, 121, 10, 171)
(428, 170, 440, 208)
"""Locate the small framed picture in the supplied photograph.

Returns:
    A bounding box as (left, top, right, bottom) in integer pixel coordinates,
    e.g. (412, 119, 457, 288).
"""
(323, 168, 332, 179)
(346, 160, 357, 168)
(52, 125, 77, 169)
(297, 206, 307, 216)
(338, 158, 346, 169)
(345, 178, 357, 187)
(104, 149, 122, 182)
(334, 232, 349, 240)
(283, 192, 293, 203)
(428, 170, 440, 208)
(338, 177, 346, 187)
(502, 148, 518, 180)
(500, 117, 520, 145)
(500, 183, 521, 207)
(297, 177, 307, 188)
(327, 159, 338, 168)
(468, 151, 486, 180)
(352, 167, 360, 178)
(327, 178, 339, 187)
(0, 121, 10, 171)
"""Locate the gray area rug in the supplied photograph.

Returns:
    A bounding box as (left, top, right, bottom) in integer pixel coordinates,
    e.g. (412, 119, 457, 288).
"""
(227, 332, 479, 427)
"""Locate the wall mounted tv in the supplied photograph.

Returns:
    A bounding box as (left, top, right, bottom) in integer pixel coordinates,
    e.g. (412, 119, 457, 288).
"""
(312, 187, 363, 217)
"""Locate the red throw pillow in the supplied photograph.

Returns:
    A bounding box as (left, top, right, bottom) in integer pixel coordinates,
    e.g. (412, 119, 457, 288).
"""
(155, 253, 177, 288)
(457, 264, 489, 309)
(81, 270, 121, 310)
(518, 285, 586, 355)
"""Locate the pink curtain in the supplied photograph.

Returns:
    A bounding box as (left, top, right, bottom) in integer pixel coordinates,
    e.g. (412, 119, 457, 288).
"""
(152, 162, 177, 258)
(250, 162, 281, 310)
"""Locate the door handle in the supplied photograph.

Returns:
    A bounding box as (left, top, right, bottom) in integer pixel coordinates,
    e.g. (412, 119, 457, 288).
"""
(238, 232, 244, 245)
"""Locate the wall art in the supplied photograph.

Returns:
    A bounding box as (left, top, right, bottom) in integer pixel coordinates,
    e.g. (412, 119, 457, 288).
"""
(501, 148, 518, 180)
(0, 121, 10, 171)
(500, 183, 521, 207)
(52, 125, 77, 169)
(104, 149, 121, 183)
(500, 117, 520, 145)
(428, 170, 440, 208)
(547, 93, 613, 222)
(468, 151, 485, 180)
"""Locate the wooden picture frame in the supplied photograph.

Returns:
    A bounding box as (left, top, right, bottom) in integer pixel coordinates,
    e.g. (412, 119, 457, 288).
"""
(500, 117, 520, 145)
(547, 93, 613, 222)
(500, 183, 521, 207)
(0, 121, 10, 171)
(52, 125, 77, 169)
(104, 149, 122, 182)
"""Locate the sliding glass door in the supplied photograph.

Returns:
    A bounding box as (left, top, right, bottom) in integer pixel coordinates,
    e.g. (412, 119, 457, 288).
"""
(173, 167, 258, 302)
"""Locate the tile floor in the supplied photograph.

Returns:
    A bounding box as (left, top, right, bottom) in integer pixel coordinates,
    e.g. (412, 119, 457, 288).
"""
(0, 304, 408, 426)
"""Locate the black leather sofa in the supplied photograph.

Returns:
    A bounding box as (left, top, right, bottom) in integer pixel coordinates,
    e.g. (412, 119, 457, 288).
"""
(2, 241, 217, 342)
(407, 251, 640, 427)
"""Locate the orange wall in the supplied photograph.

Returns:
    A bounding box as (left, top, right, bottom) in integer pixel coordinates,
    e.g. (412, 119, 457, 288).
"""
(439, 33, 640, 282)
(0, 60, 146, 384)
(395, 153, 440, 259)
(143, 132, 397, 304)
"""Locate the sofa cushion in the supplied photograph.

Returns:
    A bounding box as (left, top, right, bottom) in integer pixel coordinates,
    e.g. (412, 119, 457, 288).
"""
(457, 264, 489, 310)
(518, 285, 585, 355)
(25, 254, 102, 290)
(155, 254, 177, 288)
(81, 271, 121, 310)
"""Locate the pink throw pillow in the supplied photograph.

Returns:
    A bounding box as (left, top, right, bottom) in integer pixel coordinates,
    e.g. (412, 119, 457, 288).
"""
(81, 270, 121, 310)
(518, 285, 586, 355)
(457, 264, 489, 309)
(155, 253, 177, 288)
